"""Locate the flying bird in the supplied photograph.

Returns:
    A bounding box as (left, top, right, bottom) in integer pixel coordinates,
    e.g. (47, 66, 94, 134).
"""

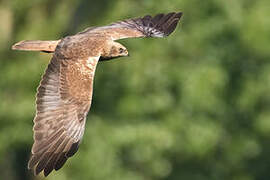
(12, 11, 183, 177)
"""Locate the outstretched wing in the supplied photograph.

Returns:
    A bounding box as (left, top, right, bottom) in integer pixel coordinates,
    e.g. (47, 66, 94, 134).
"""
(28, 53, 100, 177)
(80, 12, 183, 40)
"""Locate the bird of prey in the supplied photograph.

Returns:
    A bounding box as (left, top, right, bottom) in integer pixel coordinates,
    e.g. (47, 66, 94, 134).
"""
(12, 11, 183, 177)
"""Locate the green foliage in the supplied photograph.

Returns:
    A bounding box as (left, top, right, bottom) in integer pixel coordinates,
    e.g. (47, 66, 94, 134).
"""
(0, 0, 270, 179)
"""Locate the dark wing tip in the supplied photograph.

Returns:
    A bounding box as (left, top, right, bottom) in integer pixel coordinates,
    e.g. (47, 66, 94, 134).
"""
(176, 12, 183, 18)
(138, 11, 183, 37)
(28, 141, 81, 177)
(164, 12, 183, 36)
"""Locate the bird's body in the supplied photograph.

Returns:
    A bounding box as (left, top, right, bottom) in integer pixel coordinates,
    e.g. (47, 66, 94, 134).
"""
(12, 12, 183, 176)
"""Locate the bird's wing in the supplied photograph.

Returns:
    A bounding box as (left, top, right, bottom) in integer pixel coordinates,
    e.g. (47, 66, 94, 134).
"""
(28, 52, 100, 177)
(80, 12, 183, 40)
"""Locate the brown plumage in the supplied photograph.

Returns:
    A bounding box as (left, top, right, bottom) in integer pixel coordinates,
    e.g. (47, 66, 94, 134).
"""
(12, 12, 183, 177)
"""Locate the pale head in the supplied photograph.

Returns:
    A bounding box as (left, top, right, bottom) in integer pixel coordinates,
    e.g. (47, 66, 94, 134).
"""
(101, 41, 128, 61)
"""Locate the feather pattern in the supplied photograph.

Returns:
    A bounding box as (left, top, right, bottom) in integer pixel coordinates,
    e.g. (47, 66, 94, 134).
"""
(80, 12, 183, 40)
(28, 54, 100, 177)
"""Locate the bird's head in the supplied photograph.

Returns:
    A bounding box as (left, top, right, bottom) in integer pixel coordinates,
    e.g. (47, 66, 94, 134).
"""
(113, 41, 129, 57)
(100, 41, 129, 61)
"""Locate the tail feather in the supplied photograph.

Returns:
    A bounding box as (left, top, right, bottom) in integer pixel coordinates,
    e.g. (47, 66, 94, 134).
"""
(12, 40, 60, 53)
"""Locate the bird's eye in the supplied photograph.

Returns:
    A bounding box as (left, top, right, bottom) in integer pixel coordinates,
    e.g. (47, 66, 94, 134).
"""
(119, 48, 124, 53)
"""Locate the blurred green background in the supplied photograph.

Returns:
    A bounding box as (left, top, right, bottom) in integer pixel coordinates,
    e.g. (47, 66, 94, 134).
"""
(1, 0, 270, 179)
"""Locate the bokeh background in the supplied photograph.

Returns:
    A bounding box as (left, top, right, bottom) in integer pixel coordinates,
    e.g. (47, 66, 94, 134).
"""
(1, 0, 270, 179)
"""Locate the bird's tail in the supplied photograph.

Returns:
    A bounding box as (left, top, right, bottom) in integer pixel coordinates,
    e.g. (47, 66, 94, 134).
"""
(12, 40, 60, 53)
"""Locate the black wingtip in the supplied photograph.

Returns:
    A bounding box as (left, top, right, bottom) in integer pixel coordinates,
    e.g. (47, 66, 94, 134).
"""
(139, 11, 183, 37)
(176, 12, 183, 17)
(160, 11, 183, 36)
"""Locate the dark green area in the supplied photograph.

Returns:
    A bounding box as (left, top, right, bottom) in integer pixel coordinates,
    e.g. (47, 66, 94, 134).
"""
(1, 0, 270, 179)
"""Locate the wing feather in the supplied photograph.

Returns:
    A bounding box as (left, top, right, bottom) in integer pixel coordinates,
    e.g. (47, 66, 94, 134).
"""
(80, 12, 183, 40)
(29, 54, 100, 177)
